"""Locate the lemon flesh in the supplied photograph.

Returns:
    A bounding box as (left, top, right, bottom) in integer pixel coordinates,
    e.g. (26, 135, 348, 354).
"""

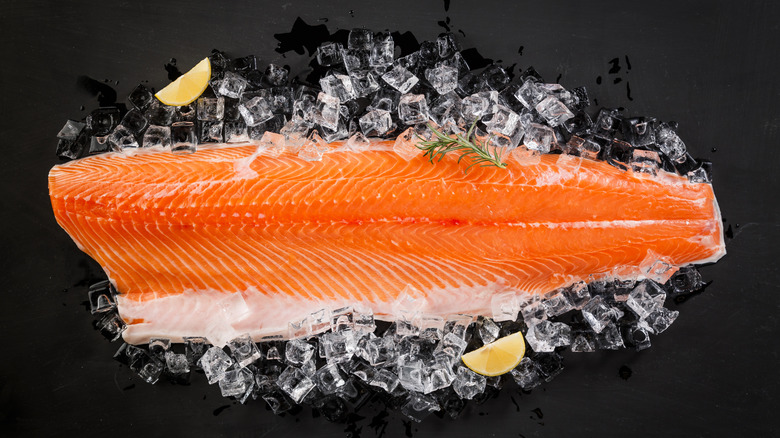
(461, 331, 526, 377)
(154, 58, 211, 106)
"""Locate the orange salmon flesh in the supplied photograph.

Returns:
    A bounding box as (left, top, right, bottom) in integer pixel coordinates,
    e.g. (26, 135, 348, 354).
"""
(48, 142, 725, 345)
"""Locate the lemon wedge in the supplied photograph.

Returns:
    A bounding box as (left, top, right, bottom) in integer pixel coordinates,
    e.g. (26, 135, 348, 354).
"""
(154, 58, 211, 106)
(461, 331, 526, 377)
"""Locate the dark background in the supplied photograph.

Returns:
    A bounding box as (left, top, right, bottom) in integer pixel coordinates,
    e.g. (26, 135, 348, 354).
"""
(2, 0, 778, 436)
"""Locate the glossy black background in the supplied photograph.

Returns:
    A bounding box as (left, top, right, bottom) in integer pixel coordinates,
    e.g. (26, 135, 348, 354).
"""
(2, 1, 778, 436)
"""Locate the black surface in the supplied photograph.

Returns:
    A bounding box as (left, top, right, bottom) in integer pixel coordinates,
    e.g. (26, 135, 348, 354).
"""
(2, 1, 779, 436)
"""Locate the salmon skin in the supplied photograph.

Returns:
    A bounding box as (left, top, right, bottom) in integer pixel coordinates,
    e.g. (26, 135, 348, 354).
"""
(48, 142, 725, 346)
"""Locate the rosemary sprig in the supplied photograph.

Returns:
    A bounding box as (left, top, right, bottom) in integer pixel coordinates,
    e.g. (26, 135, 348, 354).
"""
(415, 121, 507, 173)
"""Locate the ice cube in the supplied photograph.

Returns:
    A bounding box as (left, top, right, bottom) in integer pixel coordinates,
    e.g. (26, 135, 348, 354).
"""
(510, 357, 542, 389)
(347, 28, 373, 50)
(148, 338, 170, 360)
(436, 33, 460, 58)
(562, 281, 591, 310)
(481, 65, 510, 90)
(533, 352, 564, 381)
(490, 290, 519, 322)
(477, 316, 500, 344)
(418, 315, 445, 341)
(107, 125, 138, 150)
(670, 267, 705, 294)
(87, 281, 116, 314)
(401, 393, 440, 423)
(247, 114, 287, 140)
(444, 314, 473, 340)
(263, 64, 288, 87)
(120, 109, 148, 136)
(320, 74, 357, 102)
(485, 105, 524, 149)
(57, 120, 86, 140)
(369, 369, 400, 393)
(535, 96, 574, 127)
(425, 65, 458, 95)
(381, 65, 419, 94)
(565, 135, 601, 160)
(631, 149, 661, 176)
(277, 366, 315, 403)
(262, 390, 293, 414)
(461, 91, 499, 121)
(298, 130, 328, 161)
(198, 347, 234, 384)
(626, 283, 662, 319)
(320, 330, 357, 364)
(314, 363, 347, 394)
(452, 366, 486, 400)
(86, 107, 122, 136)
(316, 42, 344, 66)
(520, 296, 547, 323)
(627, 326, 652, 351)
(351, 71, 381, 98)
(213, 71, 248, 99)
(197, 97, 225, 121)
(655, 122, 687, 162)
(363, 336, 397, 366)
(523, 123, 556, 153)
(266, 345, 282, 361)
(238, 96, 273, 126)
(309, 308, 332, 335)
(142, 125, 171, 148)
(644, 307, 679, 334)
(339, 133, 368, 152)
(570, 334, 596, 352)
(129, 350, 164, 384)
(594, 322, 624, 350)
(224, 122, 248, 143)
(593, 108, 622, 140)
(175, 103, 196, 122)
(687, 162, 713, 183)
(353, 305, 376, 334)
(525, 320, 573, 352)
(143, 100, 175, 126)
(198, 120, 223, 143)
(86, 135, 111, 155)
(164, 351, 190, 375)
(397, 359, 426, 392)
(219, 368, 253, 397)
(342, 48, 370, 76)
(285, 339, 315, 366)
(96, 312, 126, 341)
(312, 92, 340, 130)
(268, 86, 294, 114)
(391, 127, 420, 161)
(184, 336, 208, 366)
(622, 117, 656, 147)
(543, 289, 573, 317)
(128, 84, 154, 110)
(442, 333, 468, 357)
(369, 32, 394, 68)
(226, 334, 261, 367)
(398, 94, 429, 125)
(359, 109, 393, 137)
(581, 295, 618, 333)
(514, 79, 546, 109)
(330, 306, 355, 332)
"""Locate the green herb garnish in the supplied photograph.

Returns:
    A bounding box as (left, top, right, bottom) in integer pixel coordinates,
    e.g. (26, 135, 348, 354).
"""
(416, 121, 508, 173)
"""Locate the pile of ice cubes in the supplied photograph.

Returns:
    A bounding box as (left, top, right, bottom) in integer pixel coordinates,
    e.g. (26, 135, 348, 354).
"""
(54, 28, 712, 184)
(97, 266, 705, 422)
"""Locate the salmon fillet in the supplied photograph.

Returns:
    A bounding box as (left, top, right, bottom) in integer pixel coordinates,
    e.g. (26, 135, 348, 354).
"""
(48, 142, 725, 345)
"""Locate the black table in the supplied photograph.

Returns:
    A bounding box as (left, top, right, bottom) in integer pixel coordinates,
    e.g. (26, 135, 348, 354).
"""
(2, 1, 778, 436)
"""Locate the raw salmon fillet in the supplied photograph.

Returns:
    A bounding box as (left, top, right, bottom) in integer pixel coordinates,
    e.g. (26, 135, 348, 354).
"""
(48, 142, 725, 345)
